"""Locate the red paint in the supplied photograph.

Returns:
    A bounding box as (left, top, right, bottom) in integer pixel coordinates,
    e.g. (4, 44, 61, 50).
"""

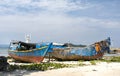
(9, 54, 44, 63)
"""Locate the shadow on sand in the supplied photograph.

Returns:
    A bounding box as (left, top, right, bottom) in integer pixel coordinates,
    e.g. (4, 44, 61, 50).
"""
(0, 70, 39, 76)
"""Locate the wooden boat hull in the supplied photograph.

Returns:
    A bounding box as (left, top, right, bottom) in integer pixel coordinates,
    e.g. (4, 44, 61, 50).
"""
(8, 42, 52, 63)
(50, 48, 103, 60)
(9, 54, 44, 63)
(50, 38, 111, 61)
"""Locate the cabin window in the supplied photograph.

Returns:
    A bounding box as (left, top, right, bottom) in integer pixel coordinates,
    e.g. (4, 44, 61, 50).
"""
(10, 44, 19, 50)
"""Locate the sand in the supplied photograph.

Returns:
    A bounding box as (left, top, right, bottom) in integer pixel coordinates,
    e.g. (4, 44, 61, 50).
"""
(0, 62, 120, 76)
(24, 62, 120, 76)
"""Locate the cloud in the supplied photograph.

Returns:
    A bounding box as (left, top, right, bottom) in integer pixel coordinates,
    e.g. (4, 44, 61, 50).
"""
(76, 17, 120, 29)
(0, 13, 119, 46)
(0, 0, 120, 47)
(36, 0, 93, 12)
(0, 14, 119, 37)
(0, 0, 95, 15)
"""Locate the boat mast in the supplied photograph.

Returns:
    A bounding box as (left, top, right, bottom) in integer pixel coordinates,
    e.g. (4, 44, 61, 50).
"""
(25, 34, 31, 43)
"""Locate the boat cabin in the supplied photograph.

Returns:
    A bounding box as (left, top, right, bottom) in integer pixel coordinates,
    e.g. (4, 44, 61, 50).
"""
(10, 41, 36, 51)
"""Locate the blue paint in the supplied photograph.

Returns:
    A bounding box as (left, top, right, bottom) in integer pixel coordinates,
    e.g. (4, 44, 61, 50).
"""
(8, 42, 53, 57)
(51, 37, 111, 60)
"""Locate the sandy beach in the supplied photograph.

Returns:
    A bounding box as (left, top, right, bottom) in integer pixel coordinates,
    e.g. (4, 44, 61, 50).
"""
(1, 61, 120, 76)
(24, 62, 120, 76)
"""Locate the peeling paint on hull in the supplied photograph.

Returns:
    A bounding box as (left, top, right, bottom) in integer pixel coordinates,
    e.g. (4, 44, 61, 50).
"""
(51, 49, 103, 60)
(8, 42, 53, 63)
(9, 54, 44, 63)
(51, 38, 111, 61)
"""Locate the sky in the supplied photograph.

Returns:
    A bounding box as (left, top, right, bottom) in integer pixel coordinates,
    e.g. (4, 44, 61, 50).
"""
(0, 0, 120, 47)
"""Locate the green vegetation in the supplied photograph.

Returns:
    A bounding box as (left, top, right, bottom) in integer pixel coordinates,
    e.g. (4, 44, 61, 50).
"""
(8, 63, 69, 71)
(90, 60, 96, 65)
(7, 56, 11, 59)
(78, 60, 85, 66)
(7, 56, 120, 71)
(89, 57, 120, 64)
(99, 56, 120, 63)
(109, 57, 120, 62)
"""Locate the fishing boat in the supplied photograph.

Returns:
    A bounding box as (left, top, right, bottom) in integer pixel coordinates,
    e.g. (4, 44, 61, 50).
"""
(8, 41, 52, 63)
(50, 37, 111, 61)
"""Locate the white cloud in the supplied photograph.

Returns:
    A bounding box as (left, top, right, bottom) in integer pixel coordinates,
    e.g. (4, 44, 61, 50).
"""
(0, 14, 119, 46)
(0, 0, 120, 47)
(0, 0, 95, 15)
(0, 14, 119, 34)
(74, 17, 120, 29)
(35, 0, 93, 12)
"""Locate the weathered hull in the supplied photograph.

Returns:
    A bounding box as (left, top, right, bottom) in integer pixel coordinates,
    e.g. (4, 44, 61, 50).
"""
(51, 38, 111, 61)
(8, 47, 47, 63)
(50, 48, 103, 60)
(8, 43, 53, 63)
(9, 54, 44, 63)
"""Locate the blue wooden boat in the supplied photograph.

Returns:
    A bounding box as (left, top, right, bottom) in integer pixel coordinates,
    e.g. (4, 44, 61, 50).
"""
(8, 41, 52, 63)
(50, 38, 111, 60)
